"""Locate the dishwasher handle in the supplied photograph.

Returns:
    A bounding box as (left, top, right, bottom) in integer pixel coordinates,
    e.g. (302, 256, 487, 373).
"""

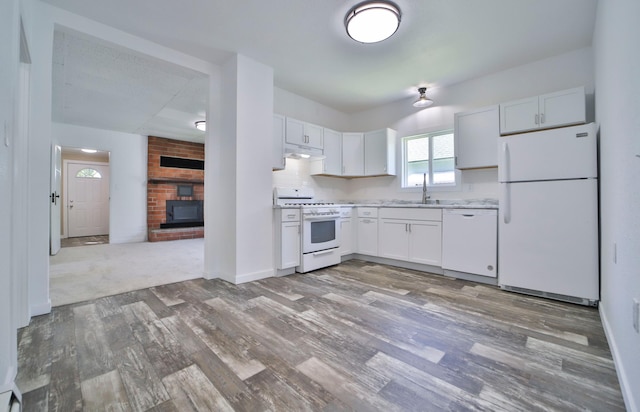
(444, 209, 497, 216)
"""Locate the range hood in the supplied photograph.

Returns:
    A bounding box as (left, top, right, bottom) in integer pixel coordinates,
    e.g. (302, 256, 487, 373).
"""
(284, 144, 325, 160)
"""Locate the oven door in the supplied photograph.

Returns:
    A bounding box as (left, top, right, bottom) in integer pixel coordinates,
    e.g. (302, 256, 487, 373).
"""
(302, 216, 340, 253)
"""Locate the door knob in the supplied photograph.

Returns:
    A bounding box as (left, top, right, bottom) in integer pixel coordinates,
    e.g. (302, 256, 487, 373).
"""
(50, 192, 60, 205)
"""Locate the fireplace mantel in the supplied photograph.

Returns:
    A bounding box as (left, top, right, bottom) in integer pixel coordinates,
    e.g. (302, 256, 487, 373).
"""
(148, 178, 204, 185)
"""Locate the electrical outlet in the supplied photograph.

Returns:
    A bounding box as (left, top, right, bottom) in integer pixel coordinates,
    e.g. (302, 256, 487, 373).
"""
(633, 299, 640, 334)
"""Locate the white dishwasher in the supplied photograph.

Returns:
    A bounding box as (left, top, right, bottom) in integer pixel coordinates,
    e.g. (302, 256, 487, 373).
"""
(442, 209, 497, 278)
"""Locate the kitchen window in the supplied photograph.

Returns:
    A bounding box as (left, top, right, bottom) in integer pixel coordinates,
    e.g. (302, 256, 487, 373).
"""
(401, 130, 458, 189)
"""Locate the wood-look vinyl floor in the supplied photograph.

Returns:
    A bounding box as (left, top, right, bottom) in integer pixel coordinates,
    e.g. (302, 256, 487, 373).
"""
(17, 260, 625, 411)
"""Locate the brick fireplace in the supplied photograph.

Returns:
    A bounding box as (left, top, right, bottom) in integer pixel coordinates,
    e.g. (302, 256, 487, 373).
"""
(147, 136, 205, 242)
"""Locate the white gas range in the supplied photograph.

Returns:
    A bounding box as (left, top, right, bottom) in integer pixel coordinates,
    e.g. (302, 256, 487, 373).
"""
(274, 187, 341, 273)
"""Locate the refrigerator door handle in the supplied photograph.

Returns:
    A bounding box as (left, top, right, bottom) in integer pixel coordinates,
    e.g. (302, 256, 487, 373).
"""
(500, 142, 510, 182)
(502, 184, 511, 224)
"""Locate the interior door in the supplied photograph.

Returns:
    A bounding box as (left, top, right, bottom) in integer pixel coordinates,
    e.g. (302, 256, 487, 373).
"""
(50, 144, 61, 255)
(67, 162, 110, 237)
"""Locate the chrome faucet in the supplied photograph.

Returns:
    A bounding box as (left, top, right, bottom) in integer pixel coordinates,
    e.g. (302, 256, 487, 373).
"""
(421, 173, 430, 204)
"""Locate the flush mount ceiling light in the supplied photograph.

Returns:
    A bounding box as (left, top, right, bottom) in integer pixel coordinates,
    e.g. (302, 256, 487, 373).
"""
(345, 1, 401, 44)
(413, 87, 434, 108)
(195, 121, 206, 131)
(81, 148, 97, 153)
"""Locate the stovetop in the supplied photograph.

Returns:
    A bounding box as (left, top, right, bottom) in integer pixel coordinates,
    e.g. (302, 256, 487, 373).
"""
(284, 202, 335, 206)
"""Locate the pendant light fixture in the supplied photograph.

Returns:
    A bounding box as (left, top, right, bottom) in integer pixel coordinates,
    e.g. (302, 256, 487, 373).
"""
(413, 87, 434, 108)
(195, 121, 206, 131)
(345, 1, 401, 44)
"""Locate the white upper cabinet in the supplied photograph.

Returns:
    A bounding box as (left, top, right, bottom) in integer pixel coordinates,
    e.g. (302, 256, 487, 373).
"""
(454, 105, 499, 169)
(342, 133, 365, 176)
(500, 86, 586, 135)
(272, 114, 286, 170)
(364, 128, 396, 176)
(539, 87, 587, 128)
(310, 128, 342, 176)
(322, 128, 343, 175)
(285, 117, 323, 150)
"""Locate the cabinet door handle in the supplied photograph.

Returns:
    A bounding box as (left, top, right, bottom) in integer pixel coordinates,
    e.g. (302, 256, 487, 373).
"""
(534, 114, 539, 125)
(408, 224, 412, 233)
(540, 113, 545, 124)
(405, 223, 408, 232)
(287, 214, 296, 219)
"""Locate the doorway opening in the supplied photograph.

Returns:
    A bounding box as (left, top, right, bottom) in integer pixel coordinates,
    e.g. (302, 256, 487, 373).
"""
(60, 147, 110, 248)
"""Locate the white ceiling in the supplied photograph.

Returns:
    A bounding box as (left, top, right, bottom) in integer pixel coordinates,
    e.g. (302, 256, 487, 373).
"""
(46, 0, 598, 141)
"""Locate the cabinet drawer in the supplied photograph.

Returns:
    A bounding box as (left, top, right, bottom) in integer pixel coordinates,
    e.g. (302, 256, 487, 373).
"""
(357, 207, 378, 218)
(280, 208, 300, 222)
(340, 207, 353, 218)
(379, 207, 441, 221)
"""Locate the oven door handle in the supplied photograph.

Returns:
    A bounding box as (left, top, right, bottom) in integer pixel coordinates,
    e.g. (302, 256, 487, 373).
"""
(312, 249, 335, 256)
(303, 216, 340, 221)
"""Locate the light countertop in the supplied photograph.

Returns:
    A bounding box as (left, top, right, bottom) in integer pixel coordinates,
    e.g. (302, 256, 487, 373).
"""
(275, 199, 498, 210)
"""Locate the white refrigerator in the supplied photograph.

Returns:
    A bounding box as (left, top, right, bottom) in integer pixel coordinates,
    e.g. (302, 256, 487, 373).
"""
(498, 123, 599, 305)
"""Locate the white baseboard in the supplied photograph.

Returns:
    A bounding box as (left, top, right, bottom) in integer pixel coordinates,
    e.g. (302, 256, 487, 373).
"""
(234, 269, 273, 284)
(599, 305, 638, 412)
(30, 300, 52, 317)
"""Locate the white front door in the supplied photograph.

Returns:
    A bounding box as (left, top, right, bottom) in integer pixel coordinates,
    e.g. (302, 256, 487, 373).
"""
(67, 162, 110, 237)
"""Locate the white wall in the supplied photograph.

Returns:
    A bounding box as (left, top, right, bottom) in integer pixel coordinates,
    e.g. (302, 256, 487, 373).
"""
(593, 0, 640, 410)
(272, 159, 351, 201)
(53, 123, 148, 243)
(26, 0, 218, 318)
(209, 55, 274, 284)
(272, 88, 351, 201)
(0, 0, 21, 394)
(272, 48, 595, 203)
(343, 47, 595, 202)
(275, 88, 351, 132)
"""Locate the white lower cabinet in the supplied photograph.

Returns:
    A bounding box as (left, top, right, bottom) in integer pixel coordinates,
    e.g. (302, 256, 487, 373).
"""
(339, 207, 354, 256)
(356, 207, 378, 256)
(378, 208, 442, 266)
(274, 209, 300, 270)
(408, 220, 442, 266)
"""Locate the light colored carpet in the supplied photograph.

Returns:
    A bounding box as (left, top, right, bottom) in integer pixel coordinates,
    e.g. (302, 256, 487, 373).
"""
(50, 238, 204, 307)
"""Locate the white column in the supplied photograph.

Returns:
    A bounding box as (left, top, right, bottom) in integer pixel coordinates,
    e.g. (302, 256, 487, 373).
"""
(205, 54, 274, 283)
(0, 0, 20, 393)
(26, 5, 54, 317)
